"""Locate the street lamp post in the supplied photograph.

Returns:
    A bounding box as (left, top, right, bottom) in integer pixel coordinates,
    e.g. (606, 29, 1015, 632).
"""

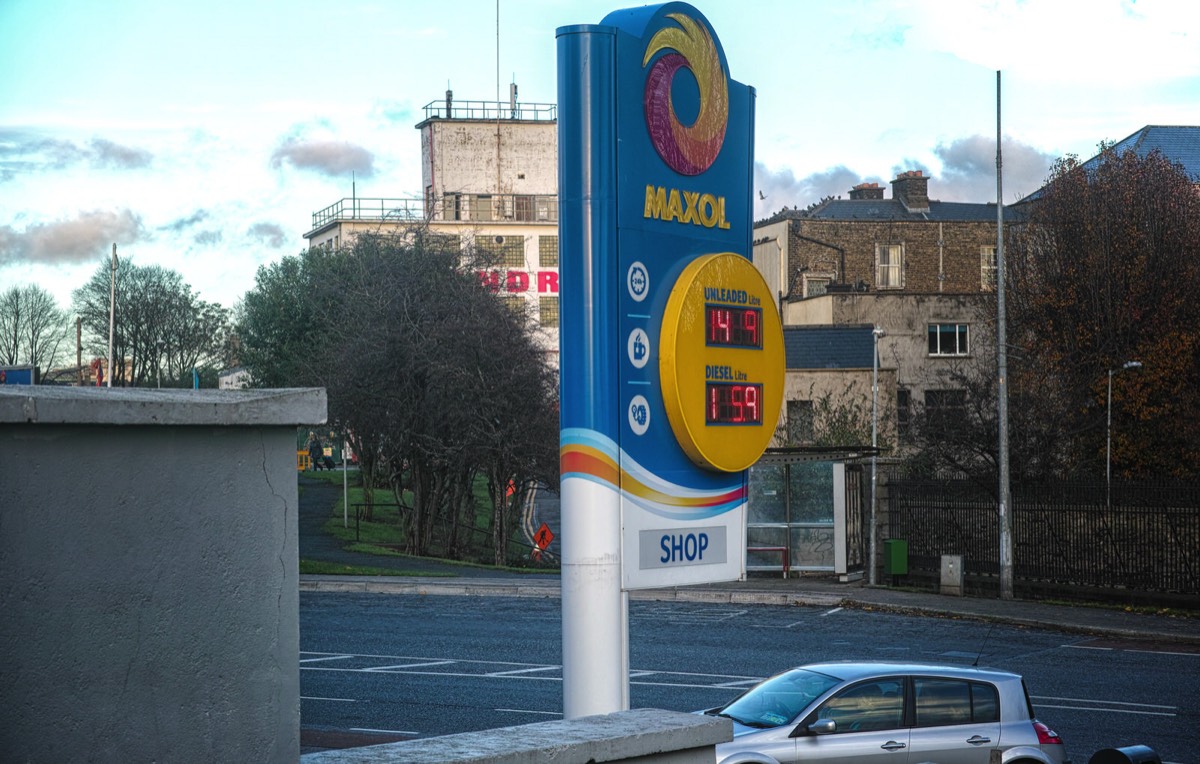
(107, 244, 117, 388)
(869, 325, 885, 586)
(1106, 360, 1142, 510)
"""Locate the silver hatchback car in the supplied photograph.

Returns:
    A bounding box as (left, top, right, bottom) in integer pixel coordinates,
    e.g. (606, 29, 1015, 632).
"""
(705, 662, 1068, 764)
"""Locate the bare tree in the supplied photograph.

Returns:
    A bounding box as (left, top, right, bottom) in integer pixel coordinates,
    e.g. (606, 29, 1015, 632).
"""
(0, 285, 70, 376)
(72, 259, 231, 387)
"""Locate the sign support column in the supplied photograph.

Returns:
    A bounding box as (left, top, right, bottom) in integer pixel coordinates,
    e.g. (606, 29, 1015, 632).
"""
(557, 21, 627, 719)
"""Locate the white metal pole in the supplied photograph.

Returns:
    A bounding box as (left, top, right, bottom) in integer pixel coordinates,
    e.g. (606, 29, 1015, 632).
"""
(343, 438, 349, 528)
(1106, 361, 1140, 511)
(870, 326, 883, 586)
(107, 244, 117, 388)
(1106, 368, 1114, 511)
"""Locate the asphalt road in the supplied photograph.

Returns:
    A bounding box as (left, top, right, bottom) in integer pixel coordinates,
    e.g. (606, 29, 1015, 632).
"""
(299, 592, 1200, 763)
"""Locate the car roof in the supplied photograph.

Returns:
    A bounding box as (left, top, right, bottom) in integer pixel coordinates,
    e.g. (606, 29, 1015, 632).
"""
(796, 662, 1021, 683)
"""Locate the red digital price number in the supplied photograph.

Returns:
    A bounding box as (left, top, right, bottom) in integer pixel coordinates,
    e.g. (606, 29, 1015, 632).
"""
(705, 305, 761, 348)
(706, 383, 762, 425)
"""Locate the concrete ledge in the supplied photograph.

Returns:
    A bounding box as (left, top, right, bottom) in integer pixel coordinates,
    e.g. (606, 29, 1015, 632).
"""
(300, 708, 731, 763)
(0, 385, 326, 426)
(298, 576, 845, 608)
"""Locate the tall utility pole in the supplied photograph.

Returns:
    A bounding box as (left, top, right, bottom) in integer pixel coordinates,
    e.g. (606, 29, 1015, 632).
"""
(869, 325, 885, 587)
(995, 71, 1014, 600)
(108, 244, 117, 388)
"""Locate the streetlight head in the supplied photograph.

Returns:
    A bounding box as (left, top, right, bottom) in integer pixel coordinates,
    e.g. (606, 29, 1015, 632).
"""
(1123, 361, 1142, 370)
(872, 326, 886, 339)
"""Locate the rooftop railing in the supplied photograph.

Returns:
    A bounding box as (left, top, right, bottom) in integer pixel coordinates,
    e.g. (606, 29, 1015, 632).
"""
(310, 194, 559, 230)
(421, 98, 557, 122)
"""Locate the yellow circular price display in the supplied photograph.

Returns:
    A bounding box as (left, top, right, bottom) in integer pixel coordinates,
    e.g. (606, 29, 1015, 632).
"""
(659, 252, 785, 472)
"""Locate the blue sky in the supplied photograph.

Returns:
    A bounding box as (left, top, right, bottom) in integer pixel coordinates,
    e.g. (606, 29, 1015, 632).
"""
(2, 0, 1197, 310)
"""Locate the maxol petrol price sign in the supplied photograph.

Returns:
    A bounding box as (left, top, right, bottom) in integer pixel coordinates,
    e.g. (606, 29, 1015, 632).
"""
(661, 252, 784, 473)
(559, 2, 783, 591)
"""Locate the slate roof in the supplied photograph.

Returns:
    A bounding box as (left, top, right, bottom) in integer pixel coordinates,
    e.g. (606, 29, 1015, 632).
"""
(1103, 125, 1200, 180)
(1020, 125, 1200, 202)
(807, 198, 1003, 223)
(784, 325, 875, 370)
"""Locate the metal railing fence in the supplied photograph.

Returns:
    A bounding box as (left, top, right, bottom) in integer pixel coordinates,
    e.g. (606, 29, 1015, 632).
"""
(885, 478, 1200, 597)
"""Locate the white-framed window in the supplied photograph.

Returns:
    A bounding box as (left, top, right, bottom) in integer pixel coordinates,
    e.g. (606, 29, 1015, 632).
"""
(803, 273, 834, 298)
(928, 323, 970, 356)
(981, 246, 997, 291)
(875, 244, 903, 289)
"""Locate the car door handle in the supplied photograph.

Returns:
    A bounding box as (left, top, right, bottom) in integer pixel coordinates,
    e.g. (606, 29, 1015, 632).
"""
(881, 741, 907, 751)
(966, 735, 992, 745)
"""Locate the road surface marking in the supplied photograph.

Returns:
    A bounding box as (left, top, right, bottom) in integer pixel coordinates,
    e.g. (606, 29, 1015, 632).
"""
(301, 696, 356, 702)
(350, 727, 418, 736)
(364, 660, 455, 671)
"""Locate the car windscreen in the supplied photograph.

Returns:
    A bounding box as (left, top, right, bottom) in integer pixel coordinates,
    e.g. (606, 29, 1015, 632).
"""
(717, 668, 842, 728)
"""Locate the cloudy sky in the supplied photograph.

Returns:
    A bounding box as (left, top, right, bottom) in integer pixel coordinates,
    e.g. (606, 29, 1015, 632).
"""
(2, 0, 1197, 310)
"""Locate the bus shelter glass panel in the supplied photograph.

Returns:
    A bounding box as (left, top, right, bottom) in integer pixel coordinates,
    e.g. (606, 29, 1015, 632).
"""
(746, 461, 837, 574)
(789, 462, 835, 570)
(747, 464, 789, 572)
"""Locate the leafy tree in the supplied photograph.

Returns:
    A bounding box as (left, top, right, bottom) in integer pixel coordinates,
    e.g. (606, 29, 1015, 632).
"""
(232, 247, 336, 388)
(0, 285, 70, 376)
(239, 232, 559, 564)
(1007, 147, 1200, 478)
(72, 259, 232, 387)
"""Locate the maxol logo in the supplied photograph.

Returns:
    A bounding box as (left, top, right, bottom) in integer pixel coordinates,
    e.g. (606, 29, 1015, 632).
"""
(642, 12, 728, 176)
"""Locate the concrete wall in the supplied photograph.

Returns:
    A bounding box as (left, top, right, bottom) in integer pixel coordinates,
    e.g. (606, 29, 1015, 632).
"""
(422, 119, 558, 197)
(784, 292, 993, 404)
(300, 708, 731, 764)
(0, 386, 326, 764)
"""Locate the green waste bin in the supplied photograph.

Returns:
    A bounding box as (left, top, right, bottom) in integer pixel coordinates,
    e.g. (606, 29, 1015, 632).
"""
(883, 539, 908, 576)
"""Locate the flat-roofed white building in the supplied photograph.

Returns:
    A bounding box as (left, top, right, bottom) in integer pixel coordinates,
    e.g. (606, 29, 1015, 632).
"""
(304, 89, 560, 364)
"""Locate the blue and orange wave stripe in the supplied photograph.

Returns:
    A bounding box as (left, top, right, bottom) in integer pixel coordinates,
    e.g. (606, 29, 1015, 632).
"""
(560, 428, 745, 520)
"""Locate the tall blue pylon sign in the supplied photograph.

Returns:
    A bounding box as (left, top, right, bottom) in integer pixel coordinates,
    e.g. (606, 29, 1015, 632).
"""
(557, 4, 782, 718)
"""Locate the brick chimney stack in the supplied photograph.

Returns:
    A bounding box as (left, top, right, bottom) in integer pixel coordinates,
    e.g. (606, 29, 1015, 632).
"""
(848, 182, 884, 200)
(891, 170, 930, 212)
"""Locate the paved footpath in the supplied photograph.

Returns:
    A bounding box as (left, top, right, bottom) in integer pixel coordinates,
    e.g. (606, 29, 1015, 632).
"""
(298, 477, 1200, 646)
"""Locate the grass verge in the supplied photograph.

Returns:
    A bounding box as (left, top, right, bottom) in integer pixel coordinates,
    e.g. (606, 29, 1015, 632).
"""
(299, 559, 454, 577)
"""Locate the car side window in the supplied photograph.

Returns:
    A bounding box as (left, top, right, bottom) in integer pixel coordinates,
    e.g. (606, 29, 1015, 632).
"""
(915, 678, 998, 726)
(970, 682, 999, 722)
(816, 679, 904, 733)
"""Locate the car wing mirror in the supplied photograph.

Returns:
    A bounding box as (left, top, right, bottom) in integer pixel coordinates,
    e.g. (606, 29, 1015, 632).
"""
(791, 718, 836, 738)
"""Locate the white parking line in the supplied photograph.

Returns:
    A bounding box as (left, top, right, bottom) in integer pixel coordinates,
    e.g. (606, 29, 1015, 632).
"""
(364, 660, 455, 672)
(299, 655, 354, 663)
(487, 666, 561, 677)
(1034, 703, 1174, 717)
(301, 696, 357, 702)
(496, 708, 561, 716)
(821, 607, 843, 617)
(301, 651, 761, 691)
(1063, 644, 1198, 657)
(1127, 649, 1199, 658)
(350, 727, 418, 736)
(1032, 695, 1176, 717)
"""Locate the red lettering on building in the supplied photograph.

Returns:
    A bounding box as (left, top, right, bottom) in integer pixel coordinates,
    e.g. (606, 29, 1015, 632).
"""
(479, 271, 501, 292)
(538, 271, 559, 294)
(506, 271, 530, 292)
